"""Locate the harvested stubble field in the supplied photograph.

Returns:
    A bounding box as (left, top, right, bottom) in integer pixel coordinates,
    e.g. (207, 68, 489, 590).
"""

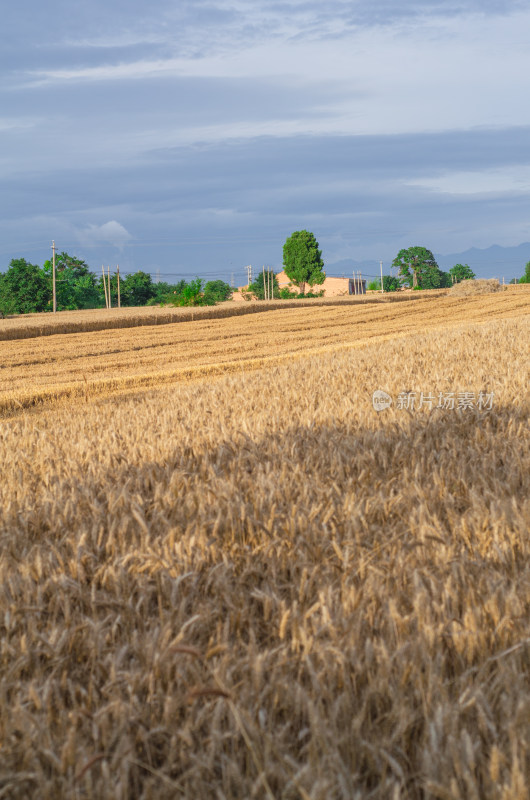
(1, 289, 528, 417)
(0, 294, 529, 799)
(0, 292, 450, 343)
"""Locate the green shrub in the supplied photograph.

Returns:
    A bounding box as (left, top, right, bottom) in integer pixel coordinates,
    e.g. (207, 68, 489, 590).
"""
(382, 276, 400, 292)
(297, 290, 325, 298)
(203, 280, 232, 303)
(167, 278, 216, 307)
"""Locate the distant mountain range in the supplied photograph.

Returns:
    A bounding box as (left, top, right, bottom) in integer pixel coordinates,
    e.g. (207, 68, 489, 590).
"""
(436, 243, 530, 279)
(327, 242, 530, 281)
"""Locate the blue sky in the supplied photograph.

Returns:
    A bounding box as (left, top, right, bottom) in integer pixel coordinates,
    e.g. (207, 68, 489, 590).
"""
(2, 0, 530, 282)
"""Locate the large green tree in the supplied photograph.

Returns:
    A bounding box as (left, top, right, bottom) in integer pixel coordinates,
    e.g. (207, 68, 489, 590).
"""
(0, 258, 51, 314)
(283, 230, 325, 293)
(449, 263, 476, 284)
(121, 271, 155, 306)
(43, 252, 99, 309)
(392, 246, 443, 289)
(439, 270, 453, 288)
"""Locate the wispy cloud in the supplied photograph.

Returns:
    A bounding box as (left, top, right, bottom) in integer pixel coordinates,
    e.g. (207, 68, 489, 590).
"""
(407, 166, 530, 196)
(23, 59, 189, 87)
(0, 117, 39, 131)
(16, 8, 530, 144)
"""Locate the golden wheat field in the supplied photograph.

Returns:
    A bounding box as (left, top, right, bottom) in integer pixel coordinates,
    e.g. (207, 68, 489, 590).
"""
(1, 289, 529, 417)
(0, 292, 529, 799)
(0, 293, 447, 343)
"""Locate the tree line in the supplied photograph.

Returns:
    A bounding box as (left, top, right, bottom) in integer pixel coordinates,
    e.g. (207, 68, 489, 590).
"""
(384, 247, 529, 290)
(270, 235, 480, 294)
(2, 240, 528, 316)
(0, 253, 232, 315)
(280, 235, 477, 293)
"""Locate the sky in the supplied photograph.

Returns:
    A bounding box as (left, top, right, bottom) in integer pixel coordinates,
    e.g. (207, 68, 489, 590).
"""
(2, 0, 530, 283)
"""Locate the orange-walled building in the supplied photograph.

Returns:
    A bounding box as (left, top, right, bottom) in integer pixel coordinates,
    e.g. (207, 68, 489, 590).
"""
(232, 271, 366, 302)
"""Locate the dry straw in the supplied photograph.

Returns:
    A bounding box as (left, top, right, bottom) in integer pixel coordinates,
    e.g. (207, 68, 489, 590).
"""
(450, 278, 502, 296)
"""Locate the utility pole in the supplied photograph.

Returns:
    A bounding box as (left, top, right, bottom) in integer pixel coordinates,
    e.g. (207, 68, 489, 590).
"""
(52, 240, 57, 313)
(246, 265, 252, 286)
(262, 265, 266, 300)
(102, 265, 108, 308)
(380, 260, 384, 293)
(107, 266, 112, 308)
(117, 264, 121, 308)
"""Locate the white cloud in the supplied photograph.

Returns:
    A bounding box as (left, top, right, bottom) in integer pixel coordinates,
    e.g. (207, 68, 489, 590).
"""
(78, 221, 133, 248)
